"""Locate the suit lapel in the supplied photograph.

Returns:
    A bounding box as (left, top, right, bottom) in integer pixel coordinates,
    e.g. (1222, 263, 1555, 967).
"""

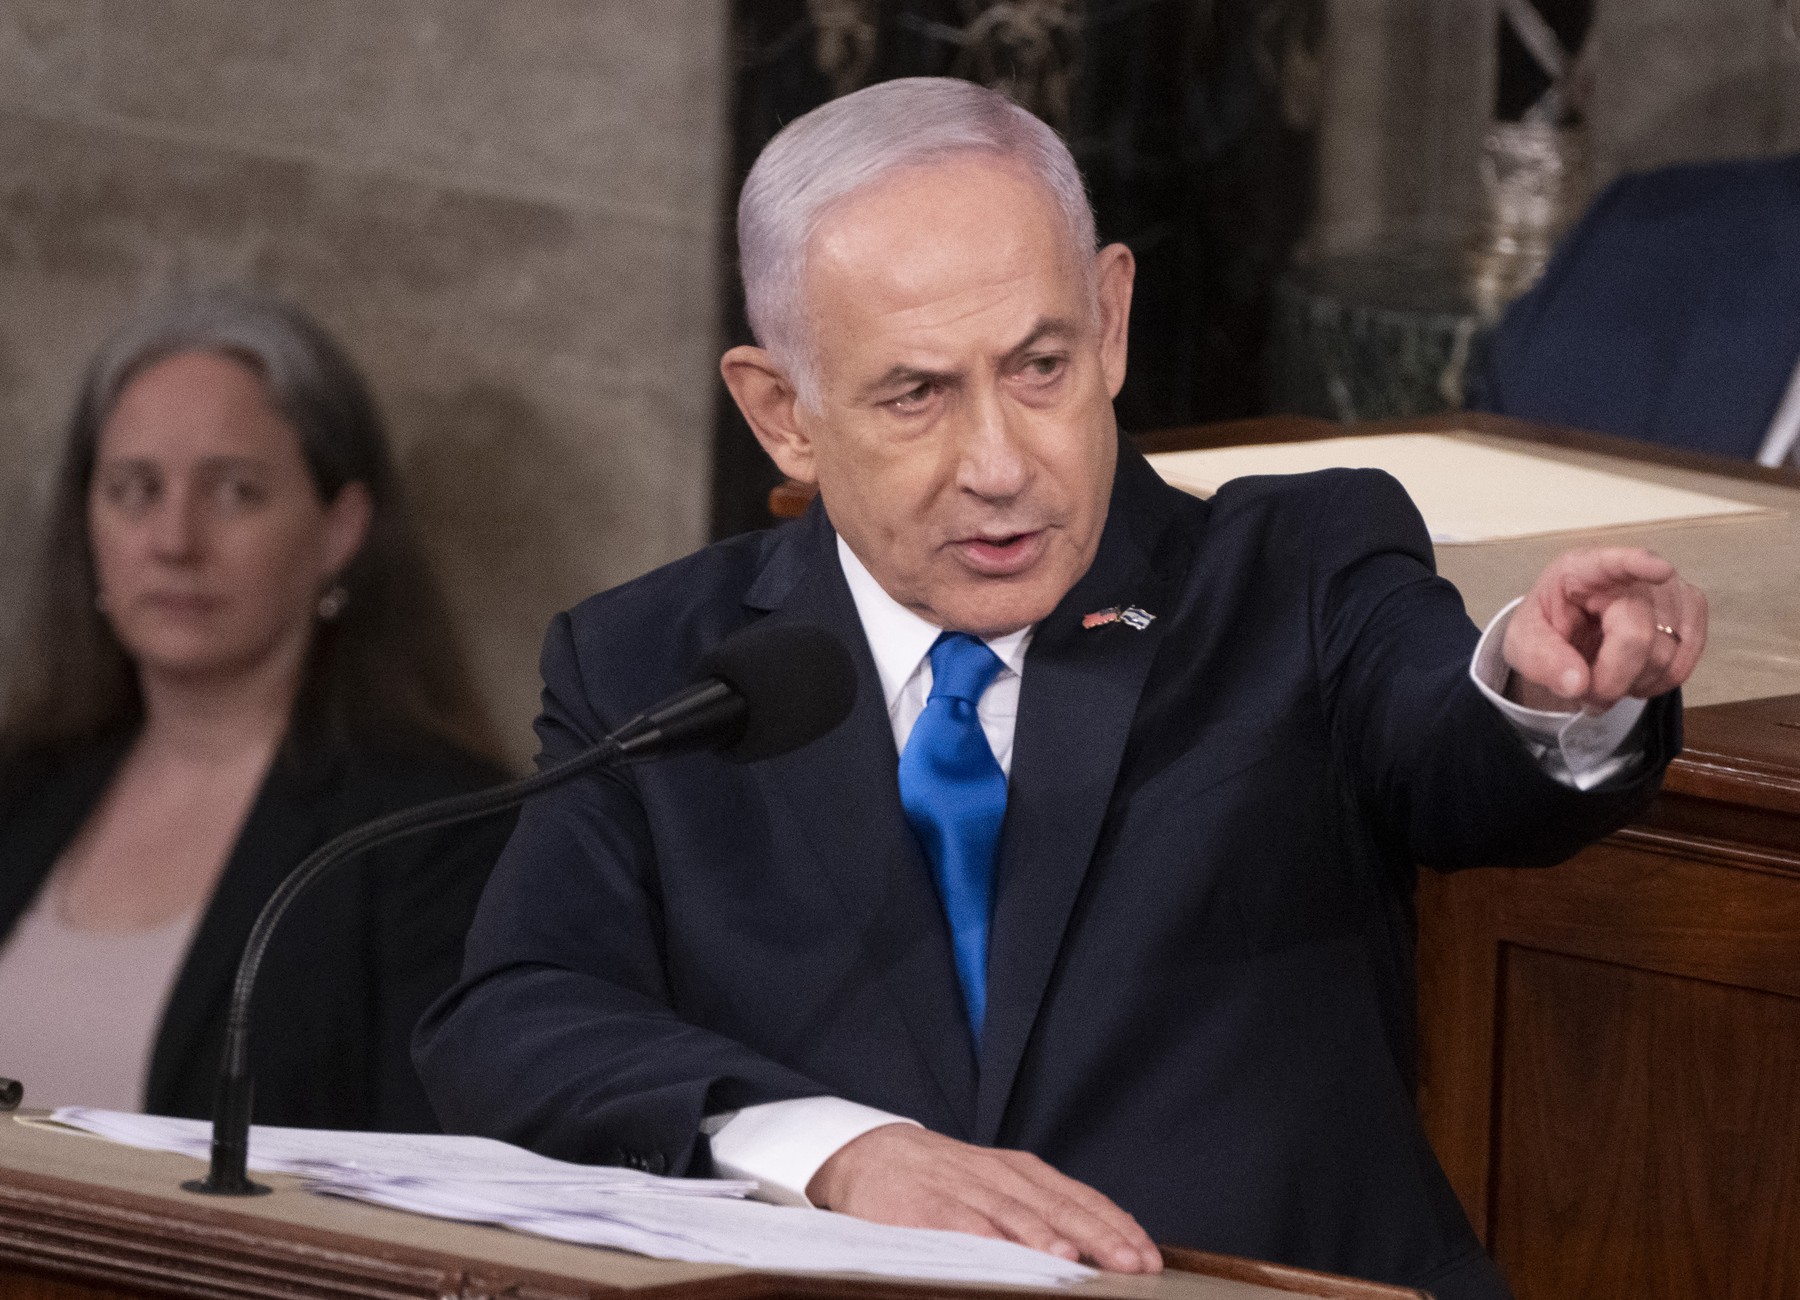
(973, 447, 1185, 1143)
(747, 508, 979, 1132)
(144, 746, 339, 1111)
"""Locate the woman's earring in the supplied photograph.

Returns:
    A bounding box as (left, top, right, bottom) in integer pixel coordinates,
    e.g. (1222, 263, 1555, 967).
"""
(317, 584, 349, 621)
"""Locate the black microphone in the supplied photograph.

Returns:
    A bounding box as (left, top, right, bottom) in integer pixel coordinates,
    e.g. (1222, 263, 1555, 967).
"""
(183, 619, 854, 1196)
(0, 1076, 21, 1111)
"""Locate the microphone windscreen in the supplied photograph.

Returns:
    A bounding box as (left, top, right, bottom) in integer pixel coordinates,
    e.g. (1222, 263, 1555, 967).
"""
(697, 621, 856, 762)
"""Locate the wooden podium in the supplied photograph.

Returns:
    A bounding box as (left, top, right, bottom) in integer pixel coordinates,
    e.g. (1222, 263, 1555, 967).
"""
(0, 1114, 1423, 1300)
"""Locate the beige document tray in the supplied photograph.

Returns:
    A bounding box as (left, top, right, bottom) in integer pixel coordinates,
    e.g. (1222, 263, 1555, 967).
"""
(1147, 433, 1774, 545)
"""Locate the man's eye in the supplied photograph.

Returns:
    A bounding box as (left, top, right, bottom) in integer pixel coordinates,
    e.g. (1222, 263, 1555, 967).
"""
(1020, 355, 1066, 383)
(888, 381, 937, 411)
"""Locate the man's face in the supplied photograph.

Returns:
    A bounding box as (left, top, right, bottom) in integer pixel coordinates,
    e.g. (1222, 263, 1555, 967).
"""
(776, 157, 1132, 636)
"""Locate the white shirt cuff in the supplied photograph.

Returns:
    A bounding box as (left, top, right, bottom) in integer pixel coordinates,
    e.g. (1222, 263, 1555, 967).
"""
(1470, 598, 1649, 792)
(702, 1097, 920, 1207)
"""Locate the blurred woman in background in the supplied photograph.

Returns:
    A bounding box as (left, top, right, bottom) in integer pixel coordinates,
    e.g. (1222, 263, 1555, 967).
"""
(0, 285, 513, 1131)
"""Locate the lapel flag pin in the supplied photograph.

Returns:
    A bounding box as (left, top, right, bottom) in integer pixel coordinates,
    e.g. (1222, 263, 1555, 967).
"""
(1082, 605, 1156, 631)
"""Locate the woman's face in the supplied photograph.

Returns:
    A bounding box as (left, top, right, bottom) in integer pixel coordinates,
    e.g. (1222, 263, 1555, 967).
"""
(89, 350, 371, 688)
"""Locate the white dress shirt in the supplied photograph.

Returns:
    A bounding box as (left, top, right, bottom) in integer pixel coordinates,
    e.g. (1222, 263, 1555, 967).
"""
(706, 535, 1649, 1205)
(833, 537, 1034, 776)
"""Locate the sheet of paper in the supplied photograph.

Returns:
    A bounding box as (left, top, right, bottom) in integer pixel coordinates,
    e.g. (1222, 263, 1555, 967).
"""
(1147, 433, 1773, 544)
(51, 1107, 747, 1191)
(51, 1108, 1094, 1287)
(315, 1176, 1094, 1284)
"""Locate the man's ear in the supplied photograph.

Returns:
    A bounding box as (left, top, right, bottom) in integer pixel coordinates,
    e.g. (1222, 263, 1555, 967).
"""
(1093, 242, 1136, 399)
(721, 345, 818, 484)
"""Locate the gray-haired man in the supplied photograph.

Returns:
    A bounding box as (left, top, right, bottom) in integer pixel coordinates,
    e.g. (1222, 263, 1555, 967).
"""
(420, 78, 1704, 1299)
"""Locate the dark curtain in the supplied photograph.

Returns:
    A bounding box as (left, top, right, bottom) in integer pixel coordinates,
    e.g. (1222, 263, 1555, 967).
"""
(711, 0, 1322, 539)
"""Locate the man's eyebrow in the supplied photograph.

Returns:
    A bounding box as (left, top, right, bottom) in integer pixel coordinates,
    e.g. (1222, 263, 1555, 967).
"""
(858, 363, 956, 401)
(858, 318, 1083, 401)
(1003, 317, 1081, 362)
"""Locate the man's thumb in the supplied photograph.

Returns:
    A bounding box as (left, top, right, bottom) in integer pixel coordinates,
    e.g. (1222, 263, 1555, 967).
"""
(1505, 612, 1590, 701)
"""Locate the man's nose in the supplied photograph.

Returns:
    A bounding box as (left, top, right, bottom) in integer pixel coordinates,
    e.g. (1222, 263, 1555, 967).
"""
(954, 384, 1029, 501)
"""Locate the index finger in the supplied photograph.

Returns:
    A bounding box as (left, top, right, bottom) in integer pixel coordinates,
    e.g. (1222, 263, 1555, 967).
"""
(994, 1151, 1161, 1273)
(1554, 547, 1676, 600)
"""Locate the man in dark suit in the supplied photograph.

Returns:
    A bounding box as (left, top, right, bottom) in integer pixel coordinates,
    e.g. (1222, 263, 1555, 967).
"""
(416, 79, 1707, 1299)
(1477, 152, 1800, 467)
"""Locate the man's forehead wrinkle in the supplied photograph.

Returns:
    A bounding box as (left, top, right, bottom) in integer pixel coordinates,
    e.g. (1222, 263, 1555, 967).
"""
(883, 273, 1043, 336)
(813, 227, 1039, 310)
(802, 156, 1092, 402)
(808, 164, 1060, 289)
(825, 233, 1074, 333)
(816, 252, 1041, 347)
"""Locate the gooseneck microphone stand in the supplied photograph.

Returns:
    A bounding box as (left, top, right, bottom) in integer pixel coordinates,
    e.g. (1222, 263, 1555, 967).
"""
(181, 618, 854, 1197)
(181, 734, 630, 1196)
(187, 675, 755, 1195)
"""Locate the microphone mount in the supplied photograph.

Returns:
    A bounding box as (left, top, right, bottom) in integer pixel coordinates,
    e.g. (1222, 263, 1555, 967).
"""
(183, 736, 626, 1196)
(182, 618, 854, 1197)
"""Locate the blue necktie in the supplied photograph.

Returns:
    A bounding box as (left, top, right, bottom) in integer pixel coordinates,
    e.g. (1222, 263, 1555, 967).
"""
(898, 632, 1008, 1043)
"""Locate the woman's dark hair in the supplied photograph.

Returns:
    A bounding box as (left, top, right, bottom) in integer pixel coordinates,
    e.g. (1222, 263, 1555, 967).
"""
(1, 285, 503, 766)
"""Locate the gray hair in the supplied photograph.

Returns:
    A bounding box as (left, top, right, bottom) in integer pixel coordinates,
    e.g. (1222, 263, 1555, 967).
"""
(738, 77, 1098, 403)
(76, 284, 384, 500)
(4, 282, 503, 763)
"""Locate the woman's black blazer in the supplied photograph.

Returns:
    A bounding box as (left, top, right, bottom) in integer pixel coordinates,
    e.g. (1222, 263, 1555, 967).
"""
(0, 734, 514, 1131)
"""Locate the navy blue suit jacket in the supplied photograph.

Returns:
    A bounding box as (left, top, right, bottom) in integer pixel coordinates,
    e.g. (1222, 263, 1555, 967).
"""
(1477, 153, 1800, 458)
(417, 445, 1678, 1300)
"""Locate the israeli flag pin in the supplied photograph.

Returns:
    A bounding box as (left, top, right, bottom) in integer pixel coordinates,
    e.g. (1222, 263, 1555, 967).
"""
(1082, 605, 1156, 631)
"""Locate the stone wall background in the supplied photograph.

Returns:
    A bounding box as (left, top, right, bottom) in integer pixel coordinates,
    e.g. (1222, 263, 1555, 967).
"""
(1310, 0, 1800, 257)
(0, 1, 729, 767)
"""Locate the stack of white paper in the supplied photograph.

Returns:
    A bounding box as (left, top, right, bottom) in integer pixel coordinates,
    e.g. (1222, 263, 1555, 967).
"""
(51, 1106, 748, 1193)
(50, 1108, 1094, 1287)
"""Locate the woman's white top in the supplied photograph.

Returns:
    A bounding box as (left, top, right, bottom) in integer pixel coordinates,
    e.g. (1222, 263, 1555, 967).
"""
(0, 886, 201, 1111)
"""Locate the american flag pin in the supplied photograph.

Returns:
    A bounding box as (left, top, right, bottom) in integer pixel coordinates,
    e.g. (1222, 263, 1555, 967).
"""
(1083, 605, 1156, 631)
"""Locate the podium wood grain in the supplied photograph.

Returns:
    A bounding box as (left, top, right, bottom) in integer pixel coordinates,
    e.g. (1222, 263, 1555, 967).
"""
(1416, 693, 1800, 1300)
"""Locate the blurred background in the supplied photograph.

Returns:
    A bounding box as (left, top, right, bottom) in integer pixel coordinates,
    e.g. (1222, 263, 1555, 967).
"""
(2, 0, 1796, 765)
